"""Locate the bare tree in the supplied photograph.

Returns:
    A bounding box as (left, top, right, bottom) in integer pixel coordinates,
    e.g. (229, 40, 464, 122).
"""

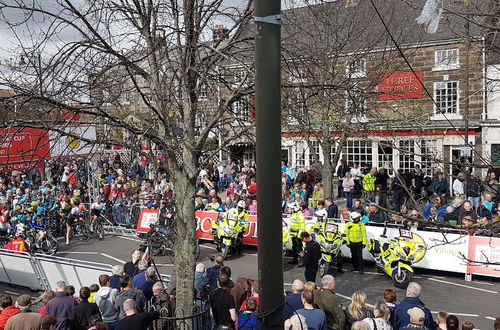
(0, 0, 254, 315)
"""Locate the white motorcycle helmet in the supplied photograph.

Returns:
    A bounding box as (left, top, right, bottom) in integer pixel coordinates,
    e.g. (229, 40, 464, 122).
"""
(350, 211, 362, 221)
(237, 200, 246, 209)
(288, 202, 301, 212)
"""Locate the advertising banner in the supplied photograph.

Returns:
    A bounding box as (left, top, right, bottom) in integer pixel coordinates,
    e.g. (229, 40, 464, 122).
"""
(136, 208, 160, 233)
(0, 128, 50, 172)
(196, 211, 471, 273)
(466, 236, 500, 278)
(49, 125, 97, 157)
(195, 211, 258, 245)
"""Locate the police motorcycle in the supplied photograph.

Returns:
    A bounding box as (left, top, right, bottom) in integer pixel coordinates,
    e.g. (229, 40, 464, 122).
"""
(367, 224, 426, 288)
(313, 219, 344, 277)
(212, 201, 248, 259)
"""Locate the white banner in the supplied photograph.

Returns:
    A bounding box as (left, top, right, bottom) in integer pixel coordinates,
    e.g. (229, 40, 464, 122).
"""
(49, 125, 97, 157)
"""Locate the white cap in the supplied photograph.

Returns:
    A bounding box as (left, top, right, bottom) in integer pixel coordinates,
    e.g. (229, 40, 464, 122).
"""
(237, 200, 246, 208)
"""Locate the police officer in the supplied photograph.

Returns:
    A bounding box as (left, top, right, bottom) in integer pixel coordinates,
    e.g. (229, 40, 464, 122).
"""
(344, 211, 367, 274)
(288, 202, 306, 265)
(226, 200, 249, 255)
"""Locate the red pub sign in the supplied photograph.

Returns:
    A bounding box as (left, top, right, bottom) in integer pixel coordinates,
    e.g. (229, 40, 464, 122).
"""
(377, 71, 423, 100)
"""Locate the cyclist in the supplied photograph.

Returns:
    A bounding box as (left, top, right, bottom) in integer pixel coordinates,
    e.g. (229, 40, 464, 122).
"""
(90, 198, 106, 232)
(66, 201, 84, 245)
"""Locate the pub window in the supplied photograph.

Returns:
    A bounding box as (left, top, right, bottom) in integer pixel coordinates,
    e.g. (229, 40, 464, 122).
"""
(434, 49, 459, 70)
(435, 81, 459, 114)
(347, 59, 366, 78)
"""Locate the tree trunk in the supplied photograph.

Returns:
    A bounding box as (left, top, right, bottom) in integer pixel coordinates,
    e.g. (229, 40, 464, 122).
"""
(171, 166, 196, 318)
(321, 141, 334, 199)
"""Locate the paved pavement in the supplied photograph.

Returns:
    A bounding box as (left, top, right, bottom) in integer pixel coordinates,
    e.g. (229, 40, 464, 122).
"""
(2, 234, 499, 329)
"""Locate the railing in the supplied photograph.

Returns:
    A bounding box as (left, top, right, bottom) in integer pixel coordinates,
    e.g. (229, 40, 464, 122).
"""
(150, 302, 211, 330)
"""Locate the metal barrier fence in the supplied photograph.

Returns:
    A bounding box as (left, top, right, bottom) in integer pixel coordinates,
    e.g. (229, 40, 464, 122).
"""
(0, 249, 171, 293)
(150, 303, 211, 330)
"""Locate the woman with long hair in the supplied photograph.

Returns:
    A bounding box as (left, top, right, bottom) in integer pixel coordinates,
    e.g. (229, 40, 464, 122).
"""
(345, 290, 374, 328)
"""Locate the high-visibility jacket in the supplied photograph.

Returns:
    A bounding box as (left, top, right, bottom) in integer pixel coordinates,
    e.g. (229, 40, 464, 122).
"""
(226, 208, 250, 231)
(289, 211, 306, 233)
(362, 174, 376, 192)
(344, 220, 367, 245)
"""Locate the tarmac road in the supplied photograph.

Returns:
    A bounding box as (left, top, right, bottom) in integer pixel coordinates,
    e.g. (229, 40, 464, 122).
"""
(2, 234, 498, 329)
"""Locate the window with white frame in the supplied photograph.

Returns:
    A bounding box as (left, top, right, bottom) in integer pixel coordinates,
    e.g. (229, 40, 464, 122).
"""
(434, 49, 459, 70)
(343, 140, 373, 167)
(308, 140, 321, 164)
(295, 141, 306, 167)
(330, 145, 337, 163)
(232, 97, 250, 122)
(347, 59, 366, 78)
(345, 88, 366, 113)
(378, 142, 393, 175)
(419, 139, 439, 176)
(399, 140, 415, 172)
(435, 81, 458, 114)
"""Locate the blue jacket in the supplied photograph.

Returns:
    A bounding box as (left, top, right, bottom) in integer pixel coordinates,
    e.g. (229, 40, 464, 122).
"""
(391, 297, 435, 330)
(206, 265, 221, 290)
(195, 271, 209, 294)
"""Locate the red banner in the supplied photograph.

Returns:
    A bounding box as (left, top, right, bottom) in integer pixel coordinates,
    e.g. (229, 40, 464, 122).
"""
(466, 236, 500, 277)
(196, 211, 258, 246)
(136, 208, 160, 233)
(0, 128, 50, 172)
(377, 71, 423, 100)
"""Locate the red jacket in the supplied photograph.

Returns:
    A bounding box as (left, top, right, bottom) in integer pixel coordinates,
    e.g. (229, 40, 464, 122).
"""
(0, 305, 20, 329)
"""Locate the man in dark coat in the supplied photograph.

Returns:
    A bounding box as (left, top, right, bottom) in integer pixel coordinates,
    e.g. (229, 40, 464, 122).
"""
(299, 232, 321, 282)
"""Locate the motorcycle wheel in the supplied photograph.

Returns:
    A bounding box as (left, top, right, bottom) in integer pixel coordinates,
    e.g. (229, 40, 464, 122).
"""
(392, 267, 413, 289)
(222, 245, 230, 260)
(40, 237, 58, 256)
(319, 260, 330, 278)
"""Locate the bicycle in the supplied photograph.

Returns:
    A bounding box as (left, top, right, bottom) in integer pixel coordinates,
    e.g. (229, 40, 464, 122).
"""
(71, 220, 91, 241)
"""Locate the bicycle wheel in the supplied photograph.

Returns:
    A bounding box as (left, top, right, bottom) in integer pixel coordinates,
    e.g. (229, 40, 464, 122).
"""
(76, 224, 91, 241)
(97, 223, 105, 240)
(40, 236, 58, 255)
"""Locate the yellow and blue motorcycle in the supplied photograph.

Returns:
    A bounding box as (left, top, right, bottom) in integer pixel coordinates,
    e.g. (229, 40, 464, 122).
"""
(368, 226, 426, 288)
(212, 208, 246, 259)
(313, 220, 344, 277)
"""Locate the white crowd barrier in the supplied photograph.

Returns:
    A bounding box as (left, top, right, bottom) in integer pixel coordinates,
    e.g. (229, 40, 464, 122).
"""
(0, 249, 171, 292)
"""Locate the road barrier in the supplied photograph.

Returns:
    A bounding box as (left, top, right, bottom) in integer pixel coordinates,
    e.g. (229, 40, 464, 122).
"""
(0, 249, 171, 292)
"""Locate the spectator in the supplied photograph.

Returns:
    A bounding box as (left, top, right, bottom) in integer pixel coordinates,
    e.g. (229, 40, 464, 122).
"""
(343, 173, 355, 210)
(336, 159, 350, 198)
(368, 204, 390, 223)
(123, 250, 143, 278)
(115, 299, 159, 330)
(0, 295, 19, 329)
(435, 311, 447, 330)
(400, 307, 429, 330)
(383, 289, 397, 312)
(294, 291, 326, 330)
(285, 314, 308, 330)
(351, 200, 367, 217)
(194, 263, 209, 298)
(284, 280, 304, 320)
(69, 287, 101, 330)
(37, 291, 55, 316)
(352, 321, 371, 330)
(89, 284, 99, 303)
(325, 198, 338, 219)
(362, 301, 392, 330)
(391, 282, 435, 330)
(45, 281, 77, 330)
(431, 172, 448, 197)
(467, 173, 482, 210)
(87, 315, 107, 330)
(457, 201, 477, 224)
(303, 281, 317, 293)
(239, 281, 259, 312)
(236, 298, 257, 330)
(363, 168, 377, 202)
(4, 294, 41, 330)
(110, 265, 124, 291)
(209, 274, 236, 329)
(139, 267, 157, 301)
(461, 321, 474, 330)
(115, 275, 146, 319)
(314, 275, 346, 330)
(484, 171, 500, 201)
(66, 285, 79, 305)
(452, 173, 465, 196)
(40, 315, 56, 330)
(477, 193, 495, 220)
(446, 315, 459, 330)
(206, 255, 224, 290)
(94, 274, 119, 330)
(345, 290, 374, 328)
(299, 231, 321, 282)
(150, 282, 171, 316)
(131, 260, 149, 289)
(392, 169, 407, 212)
(494, 317, 500, 330)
